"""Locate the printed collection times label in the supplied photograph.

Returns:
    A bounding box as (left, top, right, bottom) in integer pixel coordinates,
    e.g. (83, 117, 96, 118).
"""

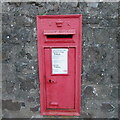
(52, 48, 68, 74)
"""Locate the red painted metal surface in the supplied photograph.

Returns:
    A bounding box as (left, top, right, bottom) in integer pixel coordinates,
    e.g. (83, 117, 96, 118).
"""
(36, 14, 82, 116)
(45, 48, 75, 109)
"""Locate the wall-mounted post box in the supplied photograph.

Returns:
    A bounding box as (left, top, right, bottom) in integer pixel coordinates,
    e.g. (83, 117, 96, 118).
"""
(36, 14, 82, 116)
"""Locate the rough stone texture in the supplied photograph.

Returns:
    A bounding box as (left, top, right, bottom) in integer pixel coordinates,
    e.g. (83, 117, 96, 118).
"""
(2, 2, 119, 118)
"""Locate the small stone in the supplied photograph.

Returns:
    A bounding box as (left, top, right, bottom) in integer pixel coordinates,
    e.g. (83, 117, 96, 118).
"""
(111, 87, 118, 99)
(20, 102, 25, 107)
(15, 61, 28, 72)
(19, 49, 26, 57)
(30, 106, 39, 112)
(101, 103, 115, 112)
(27, 96, 35, 102)
(26, 53, 32, 60)
(81, 112, 93, 118)
(83, 86, 96, 98)
(101, 73, 104, 76)
(2, 100, 21, 111)
(6, 82, 15, 94)
(20, 80, 36, 91)
(69, 2, 78, 7)
(7, 36, 10, 39)
(35, 97, 40, 103)
(87, 3, 99, 8)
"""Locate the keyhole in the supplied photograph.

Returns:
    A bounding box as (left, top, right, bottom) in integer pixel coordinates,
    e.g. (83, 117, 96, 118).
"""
(48, 79, 56, 83)
(49, 80, 53, 83)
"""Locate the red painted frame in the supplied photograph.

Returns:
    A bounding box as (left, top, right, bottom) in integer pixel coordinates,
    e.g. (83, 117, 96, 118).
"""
(36, 14, 82, 116)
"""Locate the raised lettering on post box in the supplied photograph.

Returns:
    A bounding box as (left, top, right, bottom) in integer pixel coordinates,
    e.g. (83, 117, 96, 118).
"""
(36, 15, 82, 116)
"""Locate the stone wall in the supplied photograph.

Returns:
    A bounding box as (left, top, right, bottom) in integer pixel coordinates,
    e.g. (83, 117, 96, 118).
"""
(2, 2, 119, 118)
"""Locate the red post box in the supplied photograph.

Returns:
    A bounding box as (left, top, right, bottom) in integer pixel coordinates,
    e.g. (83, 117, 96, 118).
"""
(36, 14, 82, 116)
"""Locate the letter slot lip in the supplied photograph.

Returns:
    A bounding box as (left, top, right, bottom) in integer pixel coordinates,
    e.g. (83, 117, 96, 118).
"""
(43, 30, 76, 43)
(44, 29, 76, 35)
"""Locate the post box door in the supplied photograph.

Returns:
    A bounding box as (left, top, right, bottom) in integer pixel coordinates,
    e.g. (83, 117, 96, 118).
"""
(45, 48, 75, 109)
